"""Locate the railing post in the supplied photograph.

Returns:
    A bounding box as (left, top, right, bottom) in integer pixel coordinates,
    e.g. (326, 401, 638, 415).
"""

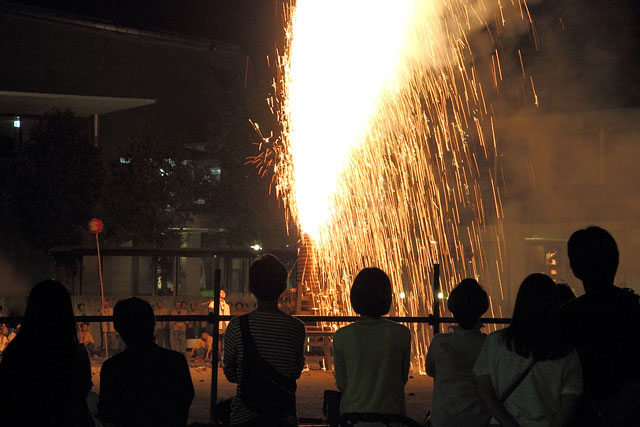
(432, 263, 440, 335)
(210, 268, 221, 424)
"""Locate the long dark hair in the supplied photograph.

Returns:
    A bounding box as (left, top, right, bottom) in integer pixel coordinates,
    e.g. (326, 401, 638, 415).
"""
(504, 273, 571, 361)
(12, 280, 78, 353)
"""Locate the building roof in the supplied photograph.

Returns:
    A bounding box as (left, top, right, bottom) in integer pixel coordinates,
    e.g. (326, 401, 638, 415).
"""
(0, 90, 156, 116)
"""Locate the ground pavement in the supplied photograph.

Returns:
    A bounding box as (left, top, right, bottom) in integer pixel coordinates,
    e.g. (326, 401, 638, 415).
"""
(89, 363, 433, 425)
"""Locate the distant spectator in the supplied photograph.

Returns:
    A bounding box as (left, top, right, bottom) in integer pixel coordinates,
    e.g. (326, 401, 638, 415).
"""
(224, 254, 306, 426)
(154, 300, 170, 349)
(187, 302, 201, 339)
(555, 283, 576, 307)
(190, 330, 213, 361)
(0, 280, 93, 426)
(98, 297, 194, 427)
(170, 300, 187, 353)
(426, 278, 490, 427)
(219, 290, 231, 356)
(559, 226, 640, 425)
(333, 268, 412, 425)
(79, 323, 96, 357)
(0, 324, 7, 353)
(474, 273, 582, 427)
(77, 302, 87, 317)
(7, 323, 19, 343)
(98, 298, 120, 356)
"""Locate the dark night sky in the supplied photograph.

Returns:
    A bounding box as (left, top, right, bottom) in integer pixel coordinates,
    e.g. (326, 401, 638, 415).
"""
(6, 0, 640, 109)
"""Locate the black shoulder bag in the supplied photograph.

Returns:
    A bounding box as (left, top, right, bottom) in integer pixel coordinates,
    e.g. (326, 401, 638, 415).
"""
(238, 314, 297, 418)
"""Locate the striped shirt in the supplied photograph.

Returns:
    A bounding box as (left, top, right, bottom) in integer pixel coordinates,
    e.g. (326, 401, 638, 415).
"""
(223, 310, 306, 425)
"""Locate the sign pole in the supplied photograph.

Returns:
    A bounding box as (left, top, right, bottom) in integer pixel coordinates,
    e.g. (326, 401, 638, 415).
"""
(89, 218, 107, 358)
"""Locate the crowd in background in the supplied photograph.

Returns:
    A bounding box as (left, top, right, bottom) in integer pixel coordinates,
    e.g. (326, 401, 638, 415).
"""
(72, 291, 252, 360)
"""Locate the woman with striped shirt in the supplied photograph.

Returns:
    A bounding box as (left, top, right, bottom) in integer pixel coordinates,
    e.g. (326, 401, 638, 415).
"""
(223, 254, 306, 426)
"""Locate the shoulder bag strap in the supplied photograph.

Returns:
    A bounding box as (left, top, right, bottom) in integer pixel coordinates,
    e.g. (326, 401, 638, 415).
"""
(500, 359, 537, 403)
(238, 314, 258, 358)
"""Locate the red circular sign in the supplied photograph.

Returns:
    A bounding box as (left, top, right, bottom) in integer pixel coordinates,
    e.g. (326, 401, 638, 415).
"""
(88, 218, 103, 234)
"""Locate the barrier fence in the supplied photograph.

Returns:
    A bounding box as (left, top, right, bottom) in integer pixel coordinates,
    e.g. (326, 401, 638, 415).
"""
(0, 264, 511, 424)
(1, 312, 512, 425)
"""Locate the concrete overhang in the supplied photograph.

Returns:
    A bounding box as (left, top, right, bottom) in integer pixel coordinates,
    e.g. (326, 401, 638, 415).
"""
(0, 90, 156, 117)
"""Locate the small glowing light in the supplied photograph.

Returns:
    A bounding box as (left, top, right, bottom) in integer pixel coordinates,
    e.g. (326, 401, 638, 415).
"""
(13, 119, 20, 128)
(250, 244, 262, 251)
(400, 292, 406, 299)
(437, 291, 444, 300)
(430, 240, 437, 244)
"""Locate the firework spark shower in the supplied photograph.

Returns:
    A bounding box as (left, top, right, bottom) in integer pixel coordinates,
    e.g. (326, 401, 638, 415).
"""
(255, 0, 537, 371)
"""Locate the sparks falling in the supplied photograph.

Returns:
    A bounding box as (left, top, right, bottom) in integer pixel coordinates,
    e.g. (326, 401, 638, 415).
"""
(253, 0, 537, 372)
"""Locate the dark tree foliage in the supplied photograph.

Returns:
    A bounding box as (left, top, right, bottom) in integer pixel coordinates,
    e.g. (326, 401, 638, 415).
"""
(98, 128, 218, 247)
(5, 110, 102, 250)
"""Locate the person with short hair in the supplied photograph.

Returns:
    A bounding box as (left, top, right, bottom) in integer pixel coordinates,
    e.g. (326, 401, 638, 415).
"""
(190, 330, 213, 361)
(333, 268, 412, 425)
(474, 273, 582, 427)
(559, 226, 640, 424)
(97, 297, 194, 427)
(223, 254, 306, 426)
(426, 278, 490, 427)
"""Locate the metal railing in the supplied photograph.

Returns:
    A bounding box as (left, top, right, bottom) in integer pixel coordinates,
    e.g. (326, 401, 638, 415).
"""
(0, 265, 512, 424)
(1, 312, 511, 425)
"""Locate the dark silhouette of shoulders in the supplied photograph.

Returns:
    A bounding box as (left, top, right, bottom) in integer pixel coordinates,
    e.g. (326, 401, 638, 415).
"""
(0, 342, 93, 427)
(559, 285, 640, 400)
(98, 342, 194, 427)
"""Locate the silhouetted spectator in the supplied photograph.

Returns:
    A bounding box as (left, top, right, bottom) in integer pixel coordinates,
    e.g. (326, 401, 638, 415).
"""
(79, 323, 96, 356)
(77, 302, 87, 315)
(0, 324, 7, 353)
(170, 300, 187, 353)
(474, 273, 582, 427)
(223, 254, 306, 426)
(426, 278, 490, 427)
(555, 283, 576, 307)
(0, 280, 93, 426)
(190, 329, 213, 361)
(218, 290, 231, 358)
(7, 323, 19, 343)
(333, 268, 411, 424)
(154, 300, 170, 349)
(97, 297, 194, 427)
(559, 226, 640, 425)
(187, 301, 201, 339)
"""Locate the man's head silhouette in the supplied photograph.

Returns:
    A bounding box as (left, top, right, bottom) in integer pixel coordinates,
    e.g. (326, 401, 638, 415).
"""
(568, 226, 618, 291)
(113, 297, 155, 346)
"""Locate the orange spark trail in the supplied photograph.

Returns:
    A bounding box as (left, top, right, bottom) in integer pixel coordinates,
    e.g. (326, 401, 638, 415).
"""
(255, 0, 534, 372)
